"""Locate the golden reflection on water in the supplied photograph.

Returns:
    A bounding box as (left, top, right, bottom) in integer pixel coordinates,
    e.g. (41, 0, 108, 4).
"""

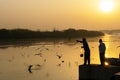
(0, 34, 120, 80)
(102, 34, 110, 58)
(101, 34, 120, 58)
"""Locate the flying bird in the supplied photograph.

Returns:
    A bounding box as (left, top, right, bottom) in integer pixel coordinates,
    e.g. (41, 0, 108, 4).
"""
(28, 65, 33, 73)
(35, 53, 42, 57)
(56, 54, 62, 59)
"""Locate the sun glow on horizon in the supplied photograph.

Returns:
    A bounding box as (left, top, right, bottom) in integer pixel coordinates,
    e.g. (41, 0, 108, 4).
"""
(99, 0, 114, 12)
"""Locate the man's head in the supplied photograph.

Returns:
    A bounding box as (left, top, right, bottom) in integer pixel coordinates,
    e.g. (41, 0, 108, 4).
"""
(83, 38, 86, 42)
(99, 39, 102, 43)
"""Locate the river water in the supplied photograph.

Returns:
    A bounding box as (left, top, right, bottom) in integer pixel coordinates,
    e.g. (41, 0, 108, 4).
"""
(0, 34, 120, 80)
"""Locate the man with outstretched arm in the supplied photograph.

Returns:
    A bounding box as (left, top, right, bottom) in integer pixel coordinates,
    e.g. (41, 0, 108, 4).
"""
(76, 38, 90, 65)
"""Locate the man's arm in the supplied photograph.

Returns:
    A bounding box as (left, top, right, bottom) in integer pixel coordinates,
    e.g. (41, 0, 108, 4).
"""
(76, 40, 84, 48)
(76, 40, 83, 43)
(81, 46, 84, 48)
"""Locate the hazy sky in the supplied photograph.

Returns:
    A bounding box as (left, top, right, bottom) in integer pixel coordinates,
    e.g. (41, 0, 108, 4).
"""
(0, 0, 120, 30)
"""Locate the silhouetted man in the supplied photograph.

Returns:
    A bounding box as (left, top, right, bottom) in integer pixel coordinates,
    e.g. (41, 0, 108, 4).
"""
(76, 38, 90, 65)
(99, 39, 106, 66)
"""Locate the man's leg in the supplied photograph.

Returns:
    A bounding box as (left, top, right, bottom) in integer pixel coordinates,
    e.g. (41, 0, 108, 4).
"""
(101, 53, 104, 66)
(88, 53, 90, 65)
(84, 53, 87, 65)
(100, 53, 102, 65)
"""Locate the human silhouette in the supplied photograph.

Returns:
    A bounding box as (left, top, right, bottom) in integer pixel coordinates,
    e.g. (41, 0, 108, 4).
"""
(76, 38, 90, 65)
(99, 39, 106, 66)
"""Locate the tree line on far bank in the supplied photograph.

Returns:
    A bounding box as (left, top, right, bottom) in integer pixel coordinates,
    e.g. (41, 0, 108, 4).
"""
(0, 28, 104, 40)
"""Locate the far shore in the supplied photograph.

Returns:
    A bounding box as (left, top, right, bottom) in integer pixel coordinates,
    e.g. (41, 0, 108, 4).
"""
(0, 28, 104, 40)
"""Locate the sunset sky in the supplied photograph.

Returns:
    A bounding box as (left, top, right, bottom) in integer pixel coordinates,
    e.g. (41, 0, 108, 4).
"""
(0, 0, 120, 31)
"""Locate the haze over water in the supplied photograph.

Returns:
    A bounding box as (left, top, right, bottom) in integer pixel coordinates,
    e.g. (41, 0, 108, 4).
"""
(0, 33, 120, 80)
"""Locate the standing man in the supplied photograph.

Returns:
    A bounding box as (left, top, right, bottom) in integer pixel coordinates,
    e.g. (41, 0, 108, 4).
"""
(99, 39, 106, 66)
(76, 38, 90, 65)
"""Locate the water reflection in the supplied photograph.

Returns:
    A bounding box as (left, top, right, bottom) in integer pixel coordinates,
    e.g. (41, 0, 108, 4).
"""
(102, 34, 110, 58)
(0, 35, 120, 80)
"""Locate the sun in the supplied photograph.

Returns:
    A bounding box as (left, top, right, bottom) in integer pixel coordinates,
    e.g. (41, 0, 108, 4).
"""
(99, 0, 114, 12)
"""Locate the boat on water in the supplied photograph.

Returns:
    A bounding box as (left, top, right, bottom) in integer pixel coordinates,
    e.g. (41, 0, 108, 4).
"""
(110, 72, 120, 80)
(106, 58, 120, 66)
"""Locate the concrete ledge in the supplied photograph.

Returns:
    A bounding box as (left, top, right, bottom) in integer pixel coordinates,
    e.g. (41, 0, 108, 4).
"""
(79, 64, 120, 80)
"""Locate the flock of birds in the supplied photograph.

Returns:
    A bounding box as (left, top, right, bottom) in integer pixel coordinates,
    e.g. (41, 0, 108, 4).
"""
(27, 46, 67, 74)
(5, 43, 108, 74)
(27, 45, 120, 73)
(4, 44, 70, 74)
(5, 43, 120, 74)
